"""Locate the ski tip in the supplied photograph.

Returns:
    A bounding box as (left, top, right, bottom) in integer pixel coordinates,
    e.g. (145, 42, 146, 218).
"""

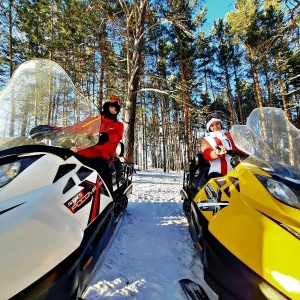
(179, 278, 210, 300)
(179, 278, 193, 284)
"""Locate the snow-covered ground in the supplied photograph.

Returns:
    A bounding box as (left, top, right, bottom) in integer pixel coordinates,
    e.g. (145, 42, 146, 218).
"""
(84, 169, 218, 300)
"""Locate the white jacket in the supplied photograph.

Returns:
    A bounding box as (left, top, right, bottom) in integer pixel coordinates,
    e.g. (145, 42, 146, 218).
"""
(202, 130, 233, 175)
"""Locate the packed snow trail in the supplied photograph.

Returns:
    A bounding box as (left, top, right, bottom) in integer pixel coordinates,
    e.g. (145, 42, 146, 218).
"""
(84, 169, 217, 300)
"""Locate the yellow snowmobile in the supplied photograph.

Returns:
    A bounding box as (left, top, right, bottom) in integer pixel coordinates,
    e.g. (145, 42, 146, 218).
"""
(181, 107, 300, 300)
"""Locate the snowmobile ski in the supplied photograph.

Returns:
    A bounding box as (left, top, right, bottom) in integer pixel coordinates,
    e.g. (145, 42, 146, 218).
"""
(179, 279, 210, 300)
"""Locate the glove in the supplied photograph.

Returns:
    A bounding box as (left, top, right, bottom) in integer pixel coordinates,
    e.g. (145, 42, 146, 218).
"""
(97, 132, 109, 145)
(29, 125, 54, 139)
(215, 146, 227, 156)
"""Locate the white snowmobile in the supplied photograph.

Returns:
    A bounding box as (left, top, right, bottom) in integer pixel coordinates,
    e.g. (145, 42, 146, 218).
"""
(0, 59, 133, 300)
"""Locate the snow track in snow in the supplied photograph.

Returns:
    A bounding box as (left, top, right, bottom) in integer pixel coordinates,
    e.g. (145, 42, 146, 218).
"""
(84, 169, 217, 300)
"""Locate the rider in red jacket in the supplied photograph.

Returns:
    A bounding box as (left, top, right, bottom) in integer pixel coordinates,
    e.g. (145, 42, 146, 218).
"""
(29, 95, 124, 197)
(77, 96, 124, 164)
(77, 95, 124, 196)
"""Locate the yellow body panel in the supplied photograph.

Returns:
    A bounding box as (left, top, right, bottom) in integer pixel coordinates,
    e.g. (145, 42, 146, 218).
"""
(194, 162, 300, 299)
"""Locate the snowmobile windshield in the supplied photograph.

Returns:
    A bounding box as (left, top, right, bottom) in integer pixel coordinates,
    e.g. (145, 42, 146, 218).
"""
(0, 59, 100, 152)
(230, 107, 300, 184)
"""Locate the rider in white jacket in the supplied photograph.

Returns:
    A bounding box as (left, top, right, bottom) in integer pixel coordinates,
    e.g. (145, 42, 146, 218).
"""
(200, 117, 243, 179)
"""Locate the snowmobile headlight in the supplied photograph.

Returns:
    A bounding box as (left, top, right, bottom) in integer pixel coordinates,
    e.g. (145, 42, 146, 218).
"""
(0, 161, 21, 187)
(0, 156, 42, 188)
(255, 175, 300, 209)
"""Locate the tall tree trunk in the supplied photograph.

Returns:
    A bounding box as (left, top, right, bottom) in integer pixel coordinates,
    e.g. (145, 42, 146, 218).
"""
(123, 0, 147, 162)
(233, 67, 244, 124)
(9, 0, 13, 77)
(142, 95, 147, 170)
(8, 0, 15, 136)
(263, 66, 273, 107)
(182, 86, 192, 162)
(160, 99, 167, 172)
(248, 47, 264, 108)
(223, 65, 236, 124)
(275, 57, 292, 122)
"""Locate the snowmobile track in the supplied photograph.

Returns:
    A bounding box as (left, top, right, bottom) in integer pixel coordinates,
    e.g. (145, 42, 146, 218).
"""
(80, 214, 125, 299)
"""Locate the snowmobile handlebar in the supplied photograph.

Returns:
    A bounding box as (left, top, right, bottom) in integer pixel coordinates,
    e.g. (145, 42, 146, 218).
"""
(226, 149, 248, 160)
(215, 146, 247, 161)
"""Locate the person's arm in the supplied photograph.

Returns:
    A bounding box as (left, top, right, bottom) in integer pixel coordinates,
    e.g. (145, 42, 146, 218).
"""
(200, 138, 226, 160)
(103, 121, 124, 143)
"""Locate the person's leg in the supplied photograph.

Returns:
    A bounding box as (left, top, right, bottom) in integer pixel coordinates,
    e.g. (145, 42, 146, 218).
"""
(76, 155, 113, 197)
(95, 157, 113, 197)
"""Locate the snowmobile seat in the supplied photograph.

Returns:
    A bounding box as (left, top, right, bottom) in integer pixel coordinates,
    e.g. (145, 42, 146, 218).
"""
(188, 153, 209, 183)
(111, 142, 126, 186)
(190, 153, 210, 192)
(181, 153, 210, 203)
(115, 141, 125, 157)
(111, 157, 124, 186)
(192, 166, 209, 191)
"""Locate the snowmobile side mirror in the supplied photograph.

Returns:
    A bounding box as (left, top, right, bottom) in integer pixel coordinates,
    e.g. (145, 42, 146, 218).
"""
(29, 125, 54, 139)
(116, 142, 125, 157)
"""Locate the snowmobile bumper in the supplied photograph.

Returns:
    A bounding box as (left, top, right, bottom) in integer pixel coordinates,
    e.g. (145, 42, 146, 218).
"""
(190, 202, 290, 300)
(203, 231, 290, 300)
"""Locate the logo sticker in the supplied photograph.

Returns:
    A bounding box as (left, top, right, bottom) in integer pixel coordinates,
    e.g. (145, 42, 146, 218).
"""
(64, 176, 103, 214)
(204, 184, 217, 201)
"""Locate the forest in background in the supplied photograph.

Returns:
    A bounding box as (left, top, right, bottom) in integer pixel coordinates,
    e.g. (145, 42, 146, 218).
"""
(0, 0, 299, 171)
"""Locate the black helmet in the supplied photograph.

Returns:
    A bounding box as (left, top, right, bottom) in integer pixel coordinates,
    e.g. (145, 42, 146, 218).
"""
(102, 95, 122, 119)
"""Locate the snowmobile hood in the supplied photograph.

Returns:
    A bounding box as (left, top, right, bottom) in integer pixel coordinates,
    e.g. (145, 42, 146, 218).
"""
(0, 151, 112, 299)
(0, 186, 83, 298)
(195, 163, 300, 298)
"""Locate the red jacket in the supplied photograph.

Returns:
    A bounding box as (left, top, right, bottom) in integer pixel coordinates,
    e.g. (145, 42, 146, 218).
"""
(77, 115, 124, 164)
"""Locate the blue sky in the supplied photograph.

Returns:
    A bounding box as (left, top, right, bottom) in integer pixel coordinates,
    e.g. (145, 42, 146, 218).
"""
(204, 0, 235, 30)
